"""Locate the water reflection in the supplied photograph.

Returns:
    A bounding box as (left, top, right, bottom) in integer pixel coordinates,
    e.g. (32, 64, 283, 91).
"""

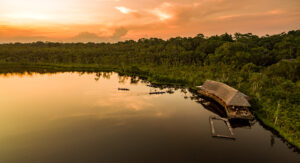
(0, 70, 299, 162)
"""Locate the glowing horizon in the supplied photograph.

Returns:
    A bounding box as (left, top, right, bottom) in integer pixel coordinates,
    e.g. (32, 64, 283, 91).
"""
(0, 0, 299, 42)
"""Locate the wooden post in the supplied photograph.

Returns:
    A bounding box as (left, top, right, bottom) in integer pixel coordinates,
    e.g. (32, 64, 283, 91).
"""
(274, 102, 280, 126)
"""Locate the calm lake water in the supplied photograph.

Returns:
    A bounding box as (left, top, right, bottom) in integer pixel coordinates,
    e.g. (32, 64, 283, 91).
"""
(0, 72, 299, 162)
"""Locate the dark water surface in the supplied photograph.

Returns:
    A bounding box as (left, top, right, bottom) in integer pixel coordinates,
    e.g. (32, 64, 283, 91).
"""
(0, 72, 298, 163)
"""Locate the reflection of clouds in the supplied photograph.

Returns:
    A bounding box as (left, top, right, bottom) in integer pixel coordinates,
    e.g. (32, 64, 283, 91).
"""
(94, 93, 154, 111)
(45, 72, 197, 125)
(87, 91, 169, 120)
(50, 93, 170, 121)
(49, 73, 176, 122)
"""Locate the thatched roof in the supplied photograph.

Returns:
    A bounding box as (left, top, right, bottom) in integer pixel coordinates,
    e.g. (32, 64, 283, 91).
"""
(197, 80, 251, 107)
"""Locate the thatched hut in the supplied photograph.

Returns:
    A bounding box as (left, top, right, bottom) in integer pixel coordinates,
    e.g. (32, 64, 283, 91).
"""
(197, 80, 254, 120)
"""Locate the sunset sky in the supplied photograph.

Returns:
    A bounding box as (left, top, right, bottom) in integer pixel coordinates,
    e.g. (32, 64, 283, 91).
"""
(0, 0, 299, 42)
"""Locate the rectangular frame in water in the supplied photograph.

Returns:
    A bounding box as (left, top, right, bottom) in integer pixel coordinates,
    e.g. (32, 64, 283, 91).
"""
(209, 116, 235, 139)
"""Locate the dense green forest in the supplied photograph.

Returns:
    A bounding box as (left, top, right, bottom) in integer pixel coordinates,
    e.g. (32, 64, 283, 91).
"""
(0, 30, 299, 148)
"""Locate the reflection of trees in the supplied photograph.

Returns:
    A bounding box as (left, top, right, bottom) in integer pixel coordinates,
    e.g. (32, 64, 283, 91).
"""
(94, 72, 101, 81)
(0, 67, 143, 85)
(94, 72, 112, 81)
(102, 72, 112, 79)
(0, 67, 57, 77)
(271, 135, 275, 147)
(0, 66, 116, 80)
(118, 75, 144, 85)
(130, 77, 139, 84)
(118, 76, 129, 84)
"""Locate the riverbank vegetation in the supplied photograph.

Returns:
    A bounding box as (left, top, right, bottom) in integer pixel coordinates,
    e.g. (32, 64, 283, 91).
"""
(0, 30, 299, 148)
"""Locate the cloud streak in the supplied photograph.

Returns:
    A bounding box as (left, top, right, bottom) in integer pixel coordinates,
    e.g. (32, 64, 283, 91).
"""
(115, 6, 136, 14)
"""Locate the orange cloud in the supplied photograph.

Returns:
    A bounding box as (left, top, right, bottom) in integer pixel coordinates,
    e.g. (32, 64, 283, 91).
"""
(0, 0, 299, 42)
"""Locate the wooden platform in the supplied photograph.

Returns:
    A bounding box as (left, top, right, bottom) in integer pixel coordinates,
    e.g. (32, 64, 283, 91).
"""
(209, 116, 235, 139)
(198, 90, 254, 120)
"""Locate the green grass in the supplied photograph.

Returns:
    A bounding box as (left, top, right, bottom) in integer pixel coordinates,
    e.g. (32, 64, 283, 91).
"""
(255, 112, 300, 149)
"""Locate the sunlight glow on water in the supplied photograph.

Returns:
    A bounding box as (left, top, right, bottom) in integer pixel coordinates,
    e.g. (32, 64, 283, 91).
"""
(0, 72, 298, 162)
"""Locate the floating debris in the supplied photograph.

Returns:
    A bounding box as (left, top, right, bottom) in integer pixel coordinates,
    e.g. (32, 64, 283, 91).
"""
(149, 91, 166, 95)
(118, 88, 130, 91)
